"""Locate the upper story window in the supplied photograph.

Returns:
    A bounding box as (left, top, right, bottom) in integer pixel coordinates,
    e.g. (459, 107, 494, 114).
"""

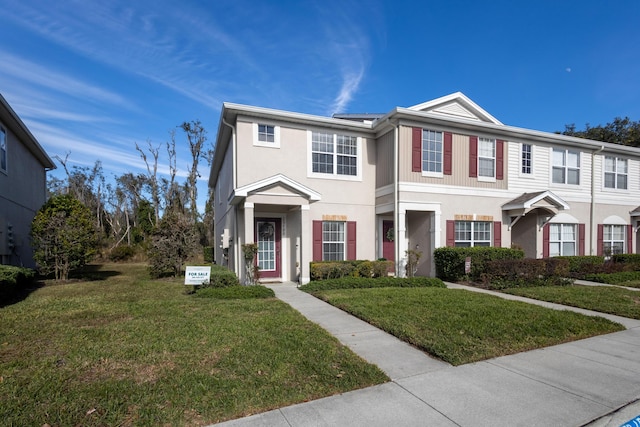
(478, 138, 495, 178)
(309, 131, 361, 180)
(422, 129, 443, 174)
(454, 221, 492, 247)
(552, 148, 580, 185)
(0, 125, 6, 173)
(604, 156, 627, 189)
(521, 143, 532, 175)
(253, 123, 280, 148)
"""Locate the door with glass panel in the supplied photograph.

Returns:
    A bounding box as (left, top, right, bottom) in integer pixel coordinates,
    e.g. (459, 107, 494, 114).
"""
(255, 218, 281, 279)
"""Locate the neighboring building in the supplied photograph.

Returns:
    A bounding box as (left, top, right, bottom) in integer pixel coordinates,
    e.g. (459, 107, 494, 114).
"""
(209, 92, 640, 284)
(0, 93, 56, 267)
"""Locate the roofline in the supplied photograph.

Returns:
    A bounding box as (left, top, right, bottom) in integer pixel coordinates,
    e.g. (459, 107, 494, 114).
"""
(0, 93, 56, 170)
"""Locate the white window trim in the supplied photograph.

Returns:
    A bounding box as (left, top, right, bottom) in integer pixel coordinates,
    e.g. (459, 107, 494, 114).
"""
(551, 147, 581, 186)
(477, 137, 496, 182)
(421, 129, 444, 178)
(322, 220, 346, 261)
(549, 223, 577, 257)
(454, 220, 492, 247)
(602, 224, 626, 256)
(520, 143, 534, 178)
(0, 125, 7, 174)
(307, 130, 362, 181)
(253, 122, 281, 148)
(602, 155, 628, 191)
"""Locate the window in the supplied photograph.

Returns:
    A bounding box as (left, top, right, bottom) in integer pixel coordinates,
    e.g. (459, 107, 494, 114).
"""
(454, 221, 492, 247)
(0, 126, 6, 173)
(253, 123, 280, 147)
(310, 131, 360, 179)
(258, 124, 275, 143)
(322, 221, 345, 260)
(478, 138, 495, 178)
(604, 156, 627, 189)
(521, 144, 532, 174)
(549, 223, 576, 256)
(552, 148, 580, 184)
(602, 224, 626, 256)
(422, 129, 442, 173)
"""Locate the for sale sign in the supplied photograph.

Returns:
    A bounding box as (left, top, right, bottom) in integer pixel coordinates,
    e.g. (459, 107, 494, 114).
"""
(184, 266, 211, 285)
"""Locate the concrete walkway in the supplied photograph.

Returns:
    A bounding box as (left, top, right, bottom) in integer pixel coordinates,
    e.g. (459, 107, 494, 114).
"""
(214, 282, 640, 427)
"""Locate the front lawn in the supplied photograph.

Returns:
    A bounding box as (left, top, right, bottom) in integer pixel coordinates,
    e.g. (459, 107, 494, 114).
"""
(0, 264, 387, 426)
(310, 287, 624, 366)
(504, 285, 640, 319)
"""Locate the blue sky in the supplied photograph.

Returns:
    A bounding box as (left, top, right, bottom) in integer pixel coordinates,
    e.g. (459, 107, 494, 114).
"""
(1, 0, 640, 211)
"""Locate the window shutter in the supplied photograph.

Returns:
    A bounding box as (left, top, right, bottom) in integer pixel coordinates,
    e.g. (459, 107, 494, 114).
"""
(597, 224, 604, 256)
(496, 139, 504, 180)
(493, 221, 502, 247)
(446, 220, 455, 247)
(444, 132, 452, 175)
(627, 224, 633, 254)
(542, 224, 550, 258)
(347, 221, 357, 260)
(313, 221, 323, 261)
(578, 223, 585, 256)
(412, 127, 422, 172)
(469, 136, 478, 177)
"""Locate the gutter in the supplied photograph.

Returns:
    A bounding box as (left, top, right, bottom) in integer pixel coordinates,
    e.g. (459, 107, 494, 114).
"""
(590, 145, 605, 254)
(386, 118, 400, 276)
(221, 116, 239, 277)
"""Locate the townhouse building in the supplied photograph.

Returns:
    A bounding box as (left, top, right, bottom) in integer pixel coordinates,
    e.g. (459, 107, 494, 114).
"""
(209, 92, 640, 284)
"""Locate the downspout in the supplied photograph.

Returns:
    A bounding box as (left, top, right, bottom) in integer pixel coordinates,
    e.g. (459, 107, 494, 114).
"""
(221, 116, 240, 277)
(388, 119, 400, 276)
(590, 145, 605, 255)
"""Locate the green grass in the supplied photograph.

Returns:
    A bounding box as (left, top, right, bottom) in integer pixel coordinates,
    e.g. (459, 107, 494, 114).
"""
(504, 285, 640, 319)
(311, 287, 624, 366)
(0, 264, 387, 426)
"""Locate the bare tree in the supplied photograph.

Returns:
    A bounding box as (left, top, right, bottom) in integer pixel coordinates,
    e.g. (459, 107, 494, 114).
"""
(135, 140, 161, 227)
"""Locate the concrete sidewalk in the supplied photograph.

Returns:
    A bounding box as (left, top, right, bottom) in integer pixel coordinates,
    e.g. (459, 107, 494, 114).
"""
(214, 283, 640, 427)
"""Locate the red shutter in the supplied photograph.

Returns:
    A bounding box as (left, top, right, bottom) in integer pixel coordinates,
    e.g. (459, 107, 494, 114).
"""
(412, 127, 422, 172)
(496, 139, 504, 180)
(313, 221, 323, 261)
(347, 221, 357, 260)
(578, 223, 585, 256)
(469, 136, 478, 177)
(493, 221, 502, 247)
(627, 224, 633, 254)
(542, 224, 550, 258)
(443, 132, 452, 175)
(446, 220, 455, 247)
(597, 224, 604, 256)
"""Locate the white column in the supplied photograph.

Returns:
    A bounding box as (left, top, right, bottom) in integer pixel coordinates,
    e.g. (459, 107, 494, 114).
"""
(299, 205, 311, 284)
(397, 206, 408, 277)
(244, 202, 255, 243)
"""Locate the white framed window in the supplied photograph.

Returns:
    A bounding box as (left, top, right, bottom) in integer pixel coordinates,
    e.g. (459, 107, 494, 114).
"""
(422, 129, 443, 175)
(604, 156, 627, 189)
(552, 148, 580, 185)
(521, 143, 532, 175)
(603, 224, 626, 256)
(322, 221, 345, 260)
(478, 138, 495, 179)
(0, 125, 6, 173)
(253, 123, 280, 148)
(308, 131, 361, 180)
(549, 223, 576, 256)
(455, 221, 492, 247)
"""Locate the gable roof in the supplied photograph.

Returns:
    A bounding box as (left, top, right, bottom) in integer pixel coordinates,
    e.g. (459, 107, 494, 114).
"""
(408, 92, 503, 125)
(0, 93, 55, 170)
(229, 174, 321, 205)
(502, 190, 569, 213)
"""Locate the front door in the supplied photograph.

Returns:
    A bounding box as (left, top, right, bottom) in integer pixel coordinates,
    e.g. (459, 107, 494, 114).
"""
(383, 220, 395, 261)
(255, 218, 281, 279)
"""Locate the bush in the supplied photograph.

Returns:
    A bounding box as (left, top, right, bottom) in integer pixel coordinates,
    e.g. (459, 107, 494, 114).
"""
(611, 254, 640, 266)
(108, 245, 136, 262)
(310, 260, 395, 281)
(371, 260, 394, 278)
(207, 265, 240, 287)
(195, 285, 274, 299)
(584, 271, 640, 285)
(300, 276, 445, 292)
(203, 246, 214, 263)
(555, 256, 604, 274)
(0, 265, 35, 301)
(482, 258, 572, 290)
(434, 247, 524, 282)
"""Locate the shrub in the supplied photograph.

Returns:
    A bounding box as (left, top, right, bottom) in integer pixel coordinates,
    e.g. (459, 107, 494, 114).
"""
(371, 260, 394, 278)
(207, 265, 240, 288)
(195, 285, 274, 299)
(310, 260, 396, 280)
(434, 247, 524, 282)
(300, 276, 445, 292)
(611, 254, 640, 267)
(555, 256, 604, 274)
(203, 246, 214, 263)
(0, 265, 35, 301)
(108, 245, 136, 262)
(584, 271, 640, 285)
(356, 261, 372, 278)
(482, 258, 572, 290)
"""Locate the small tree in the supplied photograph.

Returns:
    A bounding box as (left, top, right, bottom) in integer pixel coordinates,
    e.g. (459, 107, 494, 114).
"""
(31, 194, 97, 281)
(405, 249, 422, 278)
(147, 209, 196, 278)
